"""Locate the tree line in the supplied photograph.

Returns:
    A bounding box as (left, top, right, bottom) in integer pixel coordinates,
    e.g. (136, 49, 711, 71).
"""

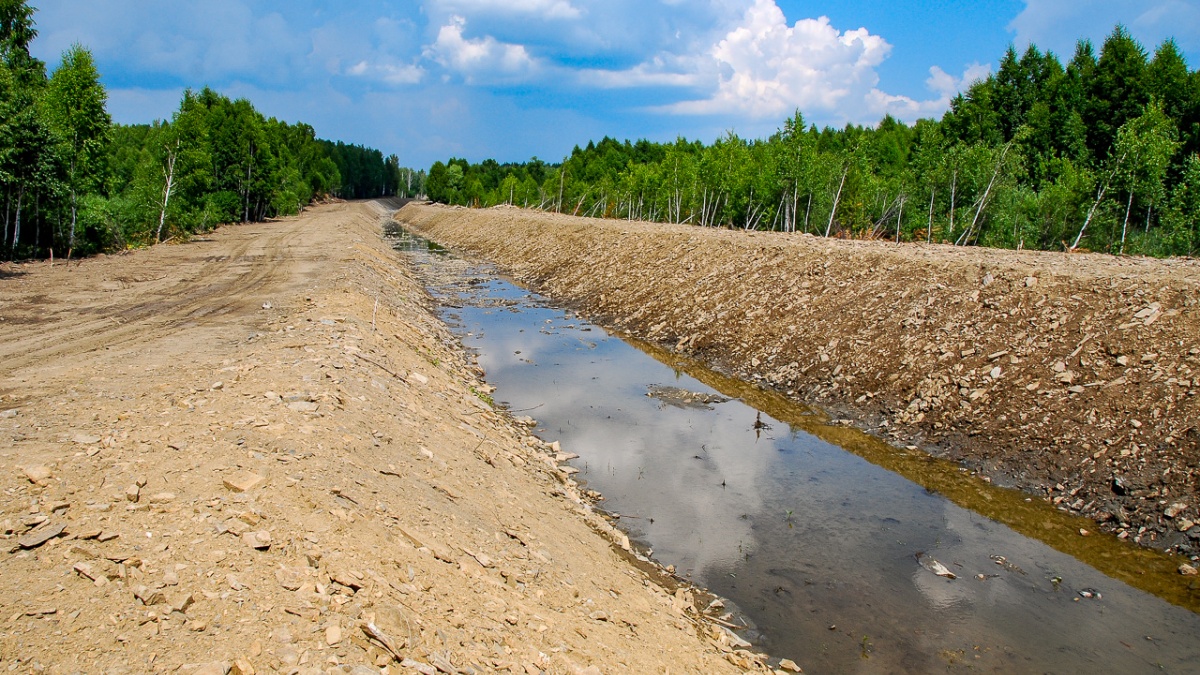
(427, 26, 1200, 258)
(1, 1, 419, 259)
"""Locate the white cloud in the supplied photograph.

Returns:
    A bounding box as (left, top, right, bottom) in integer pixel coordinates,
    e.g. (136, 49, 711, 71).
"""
(425, 15, 539, 83)
(663, 0, 892, 118)
(863, 63, 990, 121)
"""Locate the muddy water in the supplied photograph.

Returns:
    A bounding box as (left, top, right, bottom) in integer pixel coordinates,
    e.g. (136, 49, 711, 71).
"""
(391, 229, 1200, 673)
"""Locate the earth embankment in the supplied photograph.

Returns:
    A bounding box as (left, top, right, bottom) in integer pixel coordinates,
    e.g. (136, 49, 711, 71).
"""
(0, 201, 754, 674)
(397, 202, 1200, 557)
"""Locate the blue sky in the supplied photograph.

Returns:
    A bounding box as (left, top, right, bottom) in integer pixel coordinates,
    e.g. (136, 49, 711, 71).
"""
(29, 0, 1200, 169)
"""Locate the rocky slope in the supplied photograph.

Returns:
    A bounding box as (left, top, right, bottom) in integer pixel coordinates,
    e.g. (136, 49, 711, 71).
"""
(397, 202, 1200, 559)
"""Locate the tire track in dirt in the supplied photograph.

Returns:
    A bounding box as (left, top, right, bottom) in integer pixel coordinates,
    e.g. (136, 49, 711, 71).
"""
(0, 211, 311, 376)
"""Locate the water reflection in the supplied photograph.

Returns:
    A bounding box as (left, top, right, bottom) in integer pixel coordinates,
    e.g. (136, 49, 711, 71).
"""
(392, 228, 1200, 673)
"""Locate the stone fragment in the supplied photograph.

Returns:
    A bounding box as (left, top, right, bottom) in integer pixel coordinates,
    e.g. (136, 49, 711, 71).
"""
(191, 663, 229, 675)
(148, 492, 176, 504)
(230, 659, 255, 675)
(1165, 503, 1188, 519)
(224, 472, 266, 493)
(126, 485, 140, 503)
(133, 585, 167, 605)
(275, 567, 306, 591)
(1177, 518, 1196, 532)
(325, 623, 342, 645)
(400, 660, 436, 675)
(227, 574, 247, 591)
(72, 433, 102, 445)
(97, 531, 120, 542)
(287, 401, 319, 413)
(242, 530, 272, 550)
(22, 465, 52, 486)
(19, 522, 65, 549)
(1180, 563, 1198, 577)
(172, 593, 196, 614)
(778, 658, 803, 672)
(409, 372, 429, 385)
(361, 620, 404, 661)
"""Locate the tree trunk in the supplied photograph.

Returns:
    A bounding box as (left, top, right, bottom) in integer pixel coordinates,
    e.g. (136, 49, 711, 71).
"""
(895, 195, 905, 243)
(1120, 190, 1133, 255)
(157, 146, 178, 244)
(927, 187, 935, 243)
(12, 186, 24, 256)
(1071, 151, 1125, 251)
(948, 170, 957, 243)
(825, 168, 847, 238)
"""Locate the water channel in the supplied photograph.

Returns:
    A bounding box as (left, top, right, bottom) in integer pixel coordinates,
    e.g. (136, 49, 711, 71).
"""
(390, 227, 1200, 673)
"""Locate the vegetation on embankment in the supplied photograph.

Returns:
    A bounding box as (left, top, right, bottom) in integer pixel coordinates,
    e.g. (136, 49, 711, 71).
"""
(426, 26, 1200, 258)
(397, 202, 1200, 561)
(0, 1, 420, 259)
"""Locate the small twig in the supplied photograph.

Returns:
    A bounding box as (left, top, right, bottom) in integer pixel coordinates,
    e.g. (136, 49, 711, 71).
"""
(353, 352, 404, 380)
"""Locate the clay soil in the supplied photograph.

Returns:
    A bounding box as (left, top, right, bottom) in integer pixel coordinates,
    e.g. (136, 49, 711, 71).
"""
(397, 203, 1200, 560)
(0, 201, 762, 674)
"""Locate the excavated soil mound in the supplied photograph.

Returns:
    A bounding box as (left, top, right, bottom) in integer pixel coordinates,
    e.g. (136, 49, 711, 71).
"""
(397, 203, 1200, 558)
(0, 201, 757, 674)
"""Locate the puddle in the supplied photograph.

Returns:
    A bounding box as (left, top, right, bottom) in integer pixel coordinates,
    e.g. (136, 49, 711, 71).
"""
(390, 227, 1200, 673)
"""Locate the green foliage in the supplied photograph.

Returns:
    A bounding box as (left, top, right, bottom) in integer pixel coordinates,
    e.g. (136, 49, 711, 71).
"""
(428, 24, 1199, 258)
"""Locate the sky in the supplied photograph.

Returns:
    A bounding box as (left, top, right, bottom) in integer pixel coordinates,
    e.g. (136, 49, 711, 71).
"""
(28, 0, 1200, 169)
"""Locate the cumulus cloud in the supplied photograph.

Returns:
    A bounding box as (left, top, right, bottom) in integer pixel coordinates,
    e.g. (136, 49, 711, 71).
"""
(661, 0, 887, 119)
(424, 15, 539, 83)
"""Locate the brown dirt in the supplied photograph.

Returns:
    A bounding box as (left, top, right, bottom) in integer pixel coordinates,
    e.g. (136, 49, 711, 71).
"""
(396, 202, 1200, 560)
(0, 201, 760, 674)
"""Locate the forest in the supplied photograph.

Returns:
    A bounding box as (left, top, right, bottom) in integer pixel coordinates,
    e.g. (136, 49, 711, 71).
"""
(427, 27, 1200, 258)
(0, 1, 418, 259)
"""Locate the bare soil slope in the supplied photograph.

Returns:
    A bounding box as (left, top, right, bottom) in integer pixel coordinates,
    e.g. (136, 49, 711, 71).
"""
(0, 202, 757, 674)
(397, 203, 1200, 558)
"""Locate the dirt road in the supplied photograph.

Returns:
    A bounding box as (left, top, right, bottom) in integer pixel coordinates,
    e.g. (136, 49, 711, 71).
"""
(0, 201, 758, 674)
(397, 203, 1200, 560)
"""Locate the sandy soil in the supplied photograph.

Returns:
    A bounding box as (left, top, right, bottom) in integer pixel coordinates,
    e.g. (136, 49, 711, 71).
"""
(0, 201, 766, 674)
(396, 203, 1200, 560)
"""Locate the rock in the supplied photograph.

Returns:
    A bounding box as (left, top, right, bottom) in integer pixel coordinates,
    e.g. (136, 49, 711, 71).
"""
(1024, 276, 1038, 287)
(227, 574, 247, 591)
(409, 372, 429, 385)
(242, 530, 272, 550)
(133, 585, 167, 605)
(589, 611, 609, 622)
(990, 366, 1002, 379)
(148, 492, 176, 504)
(0, 408, 17, 418)
(1177, 518, 1196, 532)
(1180, 563, 1199, 576)
(400, 660, 436, 675)
(19, 522, 65, 549)
(126, 485, 141, 503)
(224, 472, 266, 493)
(72, 433, 102, 445)
(172, 593, 196, 614)
(325, 623, 342, 645)
(276, 567, 306, 591)
(230, 659, 256, 675)
(1165, 503, 1188, 519)
(917, 554, 957, 579)
(778, 658, 803, 672)
(192, 663, 230, 675)
(287, 401, 319, 413)
(22, 465, 52, 486)
(361, 620, 404, 661)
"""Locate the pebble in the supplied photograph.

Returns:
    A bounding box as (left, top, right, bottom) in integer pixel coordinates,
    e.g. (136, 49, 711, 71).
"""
(325, 623, 343, 646)
(148, 492, 176, 504)
(1180, 564, 1199, 576)
(126, 485, 141, 503)
(778, 658, 803, 673)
